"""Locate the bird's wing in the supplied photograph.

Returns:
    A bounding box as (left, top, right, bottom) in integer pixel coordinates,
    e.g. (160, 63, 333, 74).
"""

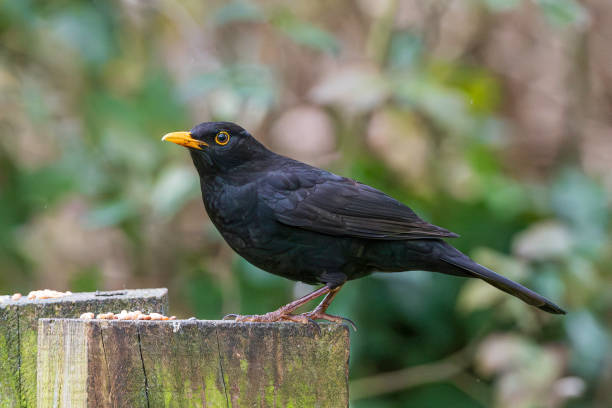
(261, 169, 458, 240)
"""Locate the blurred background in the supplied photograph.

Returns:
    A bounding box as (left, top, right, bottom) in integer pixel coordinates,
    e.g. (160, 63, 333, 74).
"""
(1, 0, 611, 406)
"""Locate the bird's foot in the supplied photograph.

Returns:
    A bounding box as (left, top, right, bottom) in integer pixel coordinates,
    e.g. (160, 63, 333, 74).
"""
(222, 311, 314, 324)
(299, 311, 358, 331)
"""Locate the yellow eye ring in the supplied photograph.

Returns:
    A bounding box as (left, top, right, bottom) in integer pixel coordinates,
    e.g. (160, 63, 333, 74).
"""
(215, 131, 230, 146)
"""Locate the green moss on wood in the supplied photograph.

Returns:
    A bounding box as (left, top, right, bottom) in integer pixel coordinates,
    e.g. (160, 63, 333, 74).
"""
(217, 322, 349, 407)
(0, 305, 20, 408)
(1, 288, 168, 408)
(37, 319, 350, 407)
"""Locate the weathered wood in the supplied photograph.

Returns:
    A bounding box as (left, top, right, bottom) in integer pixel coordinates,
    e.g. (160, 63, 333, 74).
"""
(37, 319, 350, 407)
(0, 288, 168, 408)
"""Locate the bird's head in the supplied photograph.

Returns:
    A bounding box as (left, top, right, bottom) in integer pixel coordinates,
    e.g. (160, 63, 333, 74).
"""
(162, 121, 268, 176)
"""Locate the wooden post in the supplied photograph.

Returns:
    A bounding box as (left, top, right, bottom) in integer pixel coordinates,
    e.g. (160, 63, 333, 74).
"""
(0, 288, 168, 408)
(37, 319, 350, 407)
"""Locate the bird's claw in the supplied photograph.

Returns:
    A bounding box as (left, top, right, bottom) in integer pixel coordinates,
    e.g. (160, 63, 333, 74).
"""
(300, 311, 358, 332)
(305, 317, 322, 336)
(341, 317, 358, 332)
(221, 311, 297, 323)
(221, 310, 355, 333)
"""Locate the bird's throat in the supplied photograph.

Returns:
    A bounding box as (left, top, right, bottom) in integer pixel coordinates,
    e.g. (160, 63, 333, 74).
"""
(189, 150, 215, 179)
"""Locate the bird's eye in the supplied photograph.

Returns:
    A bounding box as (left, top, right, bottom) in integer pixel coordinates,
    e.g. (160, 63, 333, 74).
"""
(215, 131, 230, 146)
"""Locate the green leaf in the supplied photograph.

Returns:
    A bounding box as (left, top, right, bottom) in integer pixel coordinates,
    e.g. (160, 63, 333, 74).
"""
(214, 0, 265, 25)
(550, 169, 608, 255)
(271, 12, 340, 55)
(393, 75, 473, 134)
(185, 64, 277, 108)
(84, 200, 134, 228)
(565, 311, 610, 378)
(47, 5, 114, 65)
(480, 0, 521, 12)
(150, 166, 199, 218)
(388, 31, 423, 69)
(535, 0, 589, 27)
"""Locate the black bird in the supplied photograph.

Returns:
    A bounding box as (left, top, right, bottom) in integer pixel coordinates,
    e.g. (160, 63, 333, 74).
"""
(163, 121, 565, 325)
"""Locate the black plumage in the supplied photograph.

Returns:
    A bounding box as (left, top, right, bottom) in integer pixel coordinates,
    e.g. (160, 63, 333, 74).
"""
(162, 121, 565, 324)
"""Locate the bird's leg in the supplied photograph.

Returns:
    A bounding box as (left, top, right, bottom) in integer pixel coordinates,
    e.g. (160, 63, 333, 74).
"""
(223, 285, 331, 324)
(297, 285, 357, 330)
(307, 286, 341, 315)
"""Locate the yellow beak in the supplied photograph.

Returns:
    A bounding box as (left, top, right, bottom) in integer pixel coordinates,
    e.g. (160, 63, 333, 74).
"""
(161, 131, 208, 150)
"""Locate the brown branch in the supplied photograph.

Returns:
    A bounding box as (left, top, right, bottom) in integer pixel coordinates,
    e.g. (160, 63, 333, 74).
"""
(349, 343, 475, 401)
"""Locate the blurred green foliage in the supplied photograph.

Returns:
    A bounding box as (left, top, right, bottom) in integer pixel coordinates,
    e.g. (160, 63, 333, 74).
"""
(1, 0, 611, 407)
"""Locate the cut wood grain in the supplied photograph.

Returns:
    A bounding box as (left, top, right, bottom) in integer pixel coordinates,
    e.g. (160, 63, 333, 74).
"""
(0, 288, 168, 408)
(37, 319, 350, 408)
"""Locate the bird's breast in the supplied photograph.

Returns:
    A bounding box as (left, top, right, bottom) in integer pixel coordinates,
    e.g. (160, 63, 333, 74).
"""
(204, 184, 254, 225)
(202, 181, 274, 249)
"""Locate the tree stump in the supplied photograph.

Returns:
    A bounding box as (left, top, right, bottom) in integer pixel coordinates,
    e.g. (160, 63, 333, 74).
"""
(0, 288, 168, 408)
(37, 319, 350, 407)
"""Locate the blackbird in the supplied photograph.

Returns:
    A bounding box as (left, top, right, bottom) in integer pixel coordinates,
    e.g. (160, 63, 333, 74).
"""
(163, 121, 565, 325)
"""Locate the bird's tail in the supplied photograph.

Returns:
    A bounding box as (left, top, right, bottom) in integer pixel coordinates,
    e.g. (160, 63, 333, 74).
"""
(437, 244, 566, 315)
